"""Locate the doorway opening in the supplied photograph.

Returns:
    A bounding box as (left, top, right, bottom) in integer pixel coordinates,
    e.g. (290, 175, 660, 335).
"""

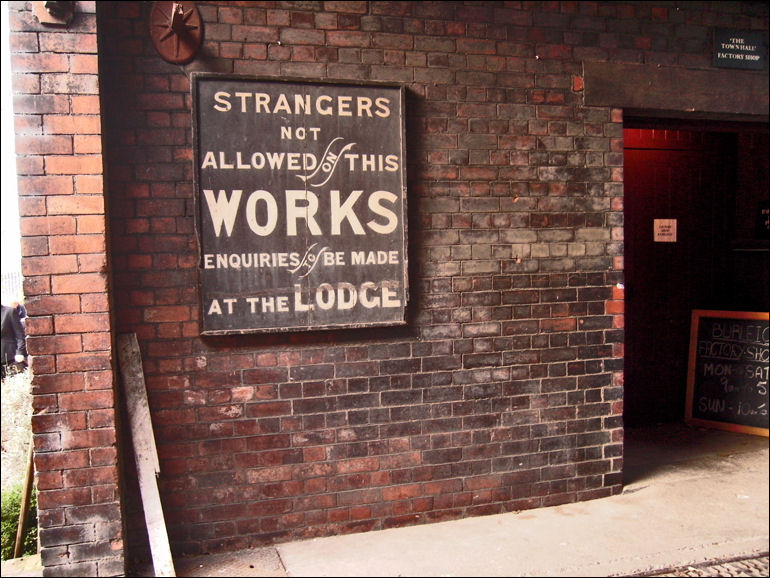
(622, 118, 769, 428)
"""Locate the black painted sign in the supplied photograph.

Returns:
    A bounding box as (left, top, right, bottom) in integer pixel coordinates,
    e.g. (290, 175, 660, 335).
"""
(713, 28, 768, 70)
(192, 75, 408, 334)
(686, 310, 769, 436)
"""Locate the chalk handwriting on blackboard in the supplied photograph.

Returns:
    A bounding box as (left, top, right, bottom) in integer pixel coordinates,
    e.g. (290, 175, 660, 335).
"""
(687, 310, 769, 436)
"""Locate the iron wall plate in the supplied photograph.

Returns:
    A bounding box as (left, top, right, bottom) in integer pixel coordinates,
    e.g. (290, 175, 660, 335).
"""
(150, 1, 202, 65)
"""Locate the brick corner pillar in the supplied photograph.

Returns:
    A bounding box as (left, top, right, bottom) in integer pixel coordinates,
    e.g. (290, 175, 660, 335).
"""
(8, 2, 126, 576)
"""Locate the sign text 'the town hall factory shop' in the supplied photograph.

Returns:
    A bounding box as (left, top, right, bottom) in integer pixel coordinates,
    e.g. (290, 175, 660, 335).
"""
(193, 76, 408, 334)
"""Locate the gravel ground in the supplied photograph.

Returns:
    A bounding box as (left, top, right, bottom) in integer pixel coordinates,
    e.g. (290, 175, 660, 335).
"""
(1, 367, 32, 492)
(648, 554, 769, 577)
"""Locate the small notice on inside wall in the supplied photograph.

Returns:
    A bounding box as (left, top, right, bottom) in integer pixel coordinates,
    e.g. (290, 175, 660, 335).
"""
(757, 201, 769, 239)
(654, 219, 677, 242)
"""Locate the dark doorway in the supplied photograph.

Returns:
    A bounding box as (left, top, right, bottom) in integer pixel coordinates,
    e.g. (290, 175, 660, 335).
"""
(623, 120, 769, 427)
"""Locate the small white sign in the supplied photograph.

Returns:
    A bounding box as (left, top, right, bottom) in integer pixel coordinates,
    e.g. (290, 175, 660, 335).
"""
(654, 219, 677, 242)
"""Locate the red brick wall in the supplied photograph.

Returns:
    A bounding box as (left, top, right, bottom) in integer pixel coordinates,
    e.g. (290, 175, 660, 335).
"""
(7, 1, 125, 576)
(99, 2, 631, 561)
(8, 1, 768, 575)
(96, 1, 768, 563)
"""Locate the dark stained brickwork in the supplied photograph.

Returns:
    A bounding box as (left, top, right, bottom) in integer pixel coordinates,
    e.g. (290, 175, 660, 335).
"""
(99, 1, 624, 558)
(7, 1, 767, 575)
(97, 0, 761, 561)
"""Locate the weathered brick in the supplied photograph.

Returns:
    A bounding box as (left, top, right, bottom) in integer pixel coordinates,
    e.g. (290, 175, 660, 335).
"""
(12, 0, 745, 569)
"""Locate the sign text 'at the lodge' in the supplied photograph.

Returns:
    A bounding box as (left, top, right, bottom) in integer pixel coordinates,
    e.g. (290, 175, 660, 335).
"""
(192, 75, 408, 334)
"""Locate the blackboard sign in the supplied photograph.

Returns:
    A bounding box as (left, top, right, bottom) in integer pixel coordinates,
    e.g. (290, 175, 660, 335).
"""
(686, 310, 769, 436)
(192, 75, 408, 335)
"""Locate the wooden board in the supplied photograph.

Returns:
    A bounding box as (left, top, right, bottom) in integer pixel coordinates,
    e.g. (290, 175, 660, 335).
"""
(117, 333, 176, 576)
(685, 310, 769, 436)
(192, 75, 409, 335)
(583, 61, 769, 117)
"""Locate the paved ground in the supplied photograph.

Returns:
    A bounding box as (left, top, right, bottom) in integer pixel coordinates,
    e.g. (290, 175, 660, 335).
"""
(2, 423, 767, 577)
(169, 553, 770, 577)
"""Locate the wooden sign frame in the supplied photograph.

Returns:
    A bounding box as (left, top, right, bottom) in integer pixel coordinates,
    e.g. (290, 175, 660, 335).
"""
(191, 74, 409, 335)
(685, 309, 769, 437)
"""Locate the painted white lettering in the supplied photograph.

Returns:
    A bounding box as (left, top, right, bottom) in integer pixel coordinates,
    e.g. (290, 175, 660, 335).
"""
(292, 281, 402, 311)
(359, 282, 379, 308)
(254, 93, 270, 112)
(236, 152, 250, 169)
(203, 189, 242, 237)
(203, 189, 399, 237)
(218, 152, 234, 169)
(338, 96, 352, 116)
(245, 190, 278, 236)
(316, 95, 333, 115)
(213, 93, 392, 118)
(367, 190, 398, 234)
(285, 190, 321, 236)
(382, 284, 401, 307)
(322, 251, 345, 266)
(331, 190, 365, 235)
(235, 92, 252, 112)
(200, 151, 217, 169)
(375, 97, 390, 117)
(273, 93, 292, 114)
(213, 91, 232, 112)
(351, 251, 400, 265)
(294, 284, 313, 311)
(357, 97, 373, 117)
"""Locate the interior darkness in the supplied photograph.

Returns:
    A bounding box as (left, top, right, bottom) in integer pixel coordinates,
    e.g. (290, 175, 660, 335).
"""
(622, 118, 769, 427)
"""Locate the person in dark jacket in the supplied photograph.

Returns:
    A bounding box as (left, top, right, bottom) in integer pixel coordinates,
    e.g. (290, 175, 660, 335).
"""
(1, 303, 27, 379)
(11, 299, 27, 330)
